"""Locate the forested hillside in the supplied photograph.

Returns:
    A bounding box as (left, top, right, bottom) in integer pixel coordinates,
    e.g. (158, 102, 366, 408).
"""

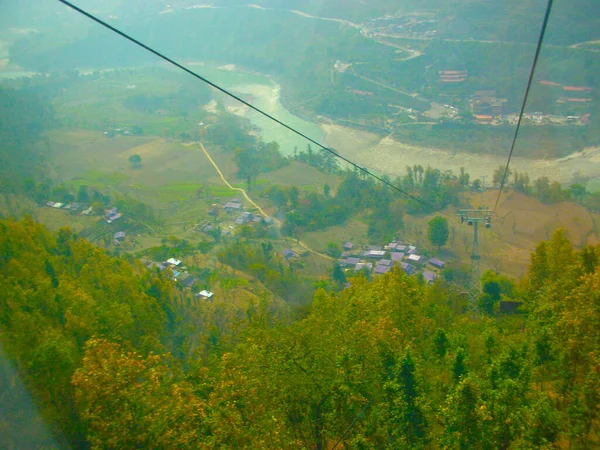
(1, 218, 599, 448)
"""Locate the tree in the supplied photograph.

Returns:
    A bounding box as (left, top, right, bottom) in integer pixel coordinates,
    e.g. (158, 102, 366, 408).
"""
(433, 328, 449, 358)
(326, 242, 341, 258)
(128, 154, 142, 169)
(331, 263, 346, 288)
(323, 183, 331, 198)
(458, 167, 470, 187)
(77, 185, 89, 203)
(428, 216, 449, 250)
(287, 186, 300, 208)
(72, 339, 209, 449)
(452, 347, 468, 383)
(493, 165, 511, 188)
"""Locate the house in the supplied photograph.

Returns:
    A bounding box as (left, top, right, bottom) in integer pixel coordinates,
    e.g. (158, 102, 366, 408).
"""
(428, 258, 445, 269)
(234, 217, 245, 225)
(423, 271, 438, 284)
(224, 201, 243, 212)
(264, 217, 274, 225)
(499, 301, 523, 314)
(114, 231, 126, 240)
(378, 259, 392, 266)
(147, 262, 167, 271)
(367, 250, 386, 258)
(343, 242, 354, 251)
(355, 262, 373, 272)
(177, 274, 197, 288)
(108, 213, 122, 222)
(196, 290, 215, 300)
(283, 249, 299, 260)
(345, 257, 360, 266)
(374, 265, 391, 275)
(391, 252, 404, 262)
(395, 245, 408, 252)
(252, 215, 263, 223)
(407, 254, 424, 264)
(401, 262, 416, 275)
(241, 212, 254, 222)
(368, 245, 383, 251)
(166, 258, 182, 266)
(473, 114, 493, 123)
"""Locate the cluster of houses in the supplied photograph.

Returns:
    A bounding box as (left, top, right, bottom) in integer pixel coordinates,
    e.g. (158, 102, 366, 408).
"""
(144, 257, 214, 300)
(338, 241, 445, 284)
(43, 202, 127, 225)
(218, 199, 273, 230)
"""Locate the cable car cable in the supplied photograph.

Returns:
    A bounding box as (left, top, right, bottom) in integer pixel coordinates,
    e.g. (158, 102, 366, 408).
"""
(493, 0, 554, 212)
(57, 0, 455, 220)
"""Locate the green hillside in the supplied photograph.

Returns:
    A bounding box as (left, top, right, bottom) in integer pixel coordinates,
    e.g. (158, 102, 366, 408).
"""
(1, 218, 599, 448)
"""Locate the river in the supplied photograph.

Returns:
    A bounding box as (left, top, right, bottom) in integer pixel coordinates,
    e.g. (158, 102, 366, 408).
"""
(185, 63, 325, 156)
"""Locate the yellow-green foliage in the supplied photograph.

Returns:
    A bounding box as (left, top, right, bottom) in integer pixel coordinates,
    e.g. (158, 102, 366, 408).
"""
(1, 221, 599, 448)
(0, 217, 173, 444)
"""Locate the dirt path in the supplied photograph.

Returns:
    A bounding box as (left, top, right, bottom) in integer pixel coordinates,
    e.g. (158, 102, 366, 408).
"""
(196, 142, 333, 261)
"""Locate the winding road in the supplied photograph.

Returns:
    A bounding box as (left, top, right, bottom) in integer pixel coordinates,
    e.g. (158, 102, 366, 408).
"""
(196, 141, 334, 261)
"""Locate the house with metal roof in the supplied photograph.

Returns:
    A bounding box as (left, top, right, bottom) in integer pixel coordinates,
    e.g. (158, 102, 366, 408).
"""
(428, 258, 445, 269)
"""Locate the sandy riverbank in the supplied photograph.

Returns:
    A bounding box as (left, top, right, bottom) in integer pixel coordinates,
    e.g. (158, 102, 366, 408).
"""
(321, 123, 600, 184)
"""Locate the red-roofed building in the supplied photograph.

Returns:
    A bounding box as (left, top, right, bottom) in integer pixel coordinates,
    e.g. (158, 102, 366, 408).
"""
(473, 114, 493, 123)
(540, 80, 560, 86)
(563, 86, 593, 92)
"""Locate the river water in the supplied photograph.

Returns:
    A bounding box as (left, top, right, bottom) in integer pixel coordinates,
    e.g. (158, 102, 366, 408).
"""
(186, 64, 325, 156)
(184, 64, 600, 187)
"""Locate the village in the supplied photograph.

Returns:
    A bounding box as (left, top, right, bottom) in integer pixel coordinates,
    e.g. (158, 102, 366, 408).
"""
(44, 194, 447, 300)
(334, 240, 445, 285)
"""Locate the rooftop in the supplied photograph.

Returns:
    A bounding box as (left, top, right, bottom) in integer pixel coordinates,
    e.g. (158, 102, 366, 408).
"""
(428, 258, 445, 268)
(374, 265, 391, 274)
(423, 271, 438, 283)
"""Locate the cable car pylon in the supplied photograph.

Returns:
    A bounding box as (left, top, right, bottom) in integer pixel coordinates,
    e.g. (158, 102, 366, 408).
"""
(458, 208, 493, 314)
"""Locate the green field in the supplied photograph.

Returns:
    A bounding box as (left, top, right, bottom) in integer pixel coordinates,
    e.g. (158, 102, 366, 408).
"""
(259, 161, 341, 194)
(301, 220, 370, 254)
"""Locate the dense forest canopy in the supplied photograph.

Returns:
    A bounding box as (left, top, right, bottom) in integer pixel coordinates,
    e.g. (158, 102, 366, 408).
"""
(1, 219, 599, 447)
